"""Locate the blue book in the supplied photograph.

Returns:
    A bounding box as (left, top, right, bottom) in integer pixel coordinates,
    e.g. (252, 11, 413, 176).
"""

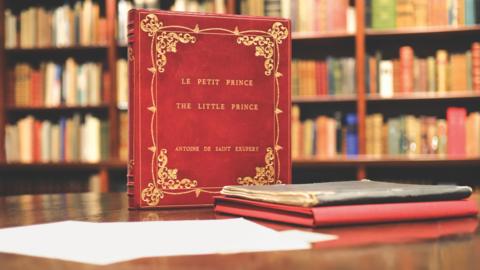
(345, 113, 358, 155)
(59, 117, 66, 162)
(465, 0, 476, 25)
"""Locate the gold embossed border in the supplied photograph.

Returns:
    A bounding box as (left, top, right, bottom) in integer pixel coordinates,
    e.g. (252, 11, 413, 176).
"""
(139, 13, 288, 206)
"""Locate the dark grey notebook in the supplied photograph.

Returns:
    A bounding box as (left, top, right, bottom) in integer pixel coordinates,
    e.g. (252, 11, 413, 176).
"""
(220, 179, 473, 207)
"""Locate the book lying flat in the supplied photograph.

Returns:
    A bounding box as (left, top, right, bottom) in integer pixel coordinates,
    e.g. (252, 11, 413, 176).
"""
(220, 180, 473, 207)
(214, 195, 479, 227)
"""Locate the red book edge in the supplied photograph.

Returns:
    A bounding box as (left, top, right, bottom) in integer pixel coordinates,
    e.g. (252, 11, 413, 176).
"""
(214, 195, 479, 227)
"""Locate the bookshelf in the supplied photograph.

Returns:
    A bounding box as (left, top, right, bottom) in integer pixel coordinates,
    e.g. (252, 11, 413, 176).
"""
(2, 0, 480, 194)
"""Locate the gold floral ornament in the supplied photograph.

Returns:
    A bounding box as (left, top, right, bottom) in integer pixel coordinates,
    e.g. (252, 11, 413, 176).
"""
(237, 22, 288, 76)
(141, 149, 198, 206)
(237, 148, 281, 186)
(140, 14, 196, 73)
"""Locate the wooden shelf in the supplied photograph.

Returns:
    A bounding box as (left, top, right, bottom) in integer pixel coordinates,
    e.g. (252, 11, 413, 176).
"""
(292, 95, 357, 104)
(367, 92, 480, 102)
(366, 25, 480, 38)
(5, 46, 108, 54)
(6, 105, 110, 113)
(293, 155, 480, 167)
(292, 31, 355, 41)
(0, 161, 127, 171)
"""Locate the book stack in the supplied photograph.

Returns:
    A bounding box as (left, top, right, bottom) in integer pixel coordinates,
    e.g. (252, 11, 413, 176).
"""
(292, 58, 356, 97)
(4, 0, 107, 48)
(365, 107, 480, 156)
(240, 0, 355, 33)
(215, 180, 478, 227)
(368, 0, 480, 29)
(291, 105, 357, 159)
(12, 59, 105, 107)
(367, 43, 480, 96)
(5, 114, 109, 163)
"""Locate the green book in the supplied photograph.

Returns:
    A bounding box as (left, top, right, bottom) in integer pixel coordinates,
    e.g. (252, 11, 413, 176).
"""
(466, 50, 472, 91)
(333, 59, 342, 95)
(372, 0, 396, 29)
(387, 118, 400, 155)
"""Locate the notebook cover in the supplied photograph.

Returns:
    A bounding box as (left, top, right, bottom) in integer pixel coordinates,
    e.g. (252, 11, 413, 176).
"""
(214, 195, 479, 227)
(127, 9, 291, 208)
(220, 180, 473, 207)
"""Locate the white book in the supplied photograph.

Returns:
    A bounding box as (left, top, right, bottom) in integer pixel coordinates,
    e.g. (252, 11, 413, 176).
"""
(281, 0, 291, 19)
(346, 6, 356, 33)
(83, 114, 100, 162)
(215, 0, 226, 13)
(379, 60, 394, 98)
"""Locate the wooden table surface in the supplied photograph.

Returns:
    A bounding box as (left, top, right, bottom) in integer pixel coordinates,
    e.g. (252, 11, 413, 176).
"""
(0, 192, 479, 270)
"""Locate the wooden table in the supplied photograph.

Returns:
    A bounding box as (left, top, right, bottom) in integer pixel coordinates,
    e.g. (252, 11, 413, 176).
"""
(0, 192, 479, 269)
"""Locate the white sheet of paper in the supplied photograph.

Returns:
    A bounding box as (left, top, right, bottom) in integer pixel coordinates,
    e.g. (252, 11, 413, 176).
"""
(0, 219, 336, 265)
(278, 230, 338, 243)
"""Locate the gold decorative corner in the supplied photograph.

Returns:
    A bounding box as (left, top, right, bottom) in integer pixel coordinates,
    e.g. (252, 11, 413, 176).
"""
(195, 189, 202, 197)
(234, 26, 240, 35)
(141, 14, 196, 73)
(142, 149, 199, 206)
(236, 22, 288, 76)
(275, 145, 283, 151)
(275, 108, 283, 114)
(237, 148, 281, 186)
(193, 24, 200, 33)
(148, 146, 156, 153)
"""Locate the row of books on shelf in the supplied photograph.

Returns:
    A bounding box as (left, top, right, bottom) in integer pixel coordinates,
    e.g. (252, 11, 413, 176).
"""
(292, 105, 480, 159)
(367, 43, 480, 96)
(368, 0, 480, 29)
(117, 0, 227, 45)
(366, 107, 480, 156)
(292, 58, 356, 97)
(240, 0, 355, 33)
(291, 105, 358, 158)
(4, 114, 109, 164)
(4, 0, 107, 49)
(12, 58, 106, 107)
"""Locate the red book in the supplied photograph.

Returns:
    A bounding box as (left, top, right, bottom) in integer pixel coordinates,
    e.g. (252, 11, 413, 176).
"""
(447, 107, 467, 156)
(472, 42, 480, 92)
(399, 46, 414, 93)
(127, 10, 291, 208)
(214, 196, 478, 227)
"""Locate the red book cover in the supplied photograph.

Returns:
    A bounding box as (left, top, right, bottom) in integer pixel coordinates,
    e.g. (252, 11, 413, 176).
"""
(447, 107, 467, 156)
(400, 46, 414, 93)
(472, 42, 480, 92)
(214, 196, 478, 227)
(127, 10, 291, 208)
